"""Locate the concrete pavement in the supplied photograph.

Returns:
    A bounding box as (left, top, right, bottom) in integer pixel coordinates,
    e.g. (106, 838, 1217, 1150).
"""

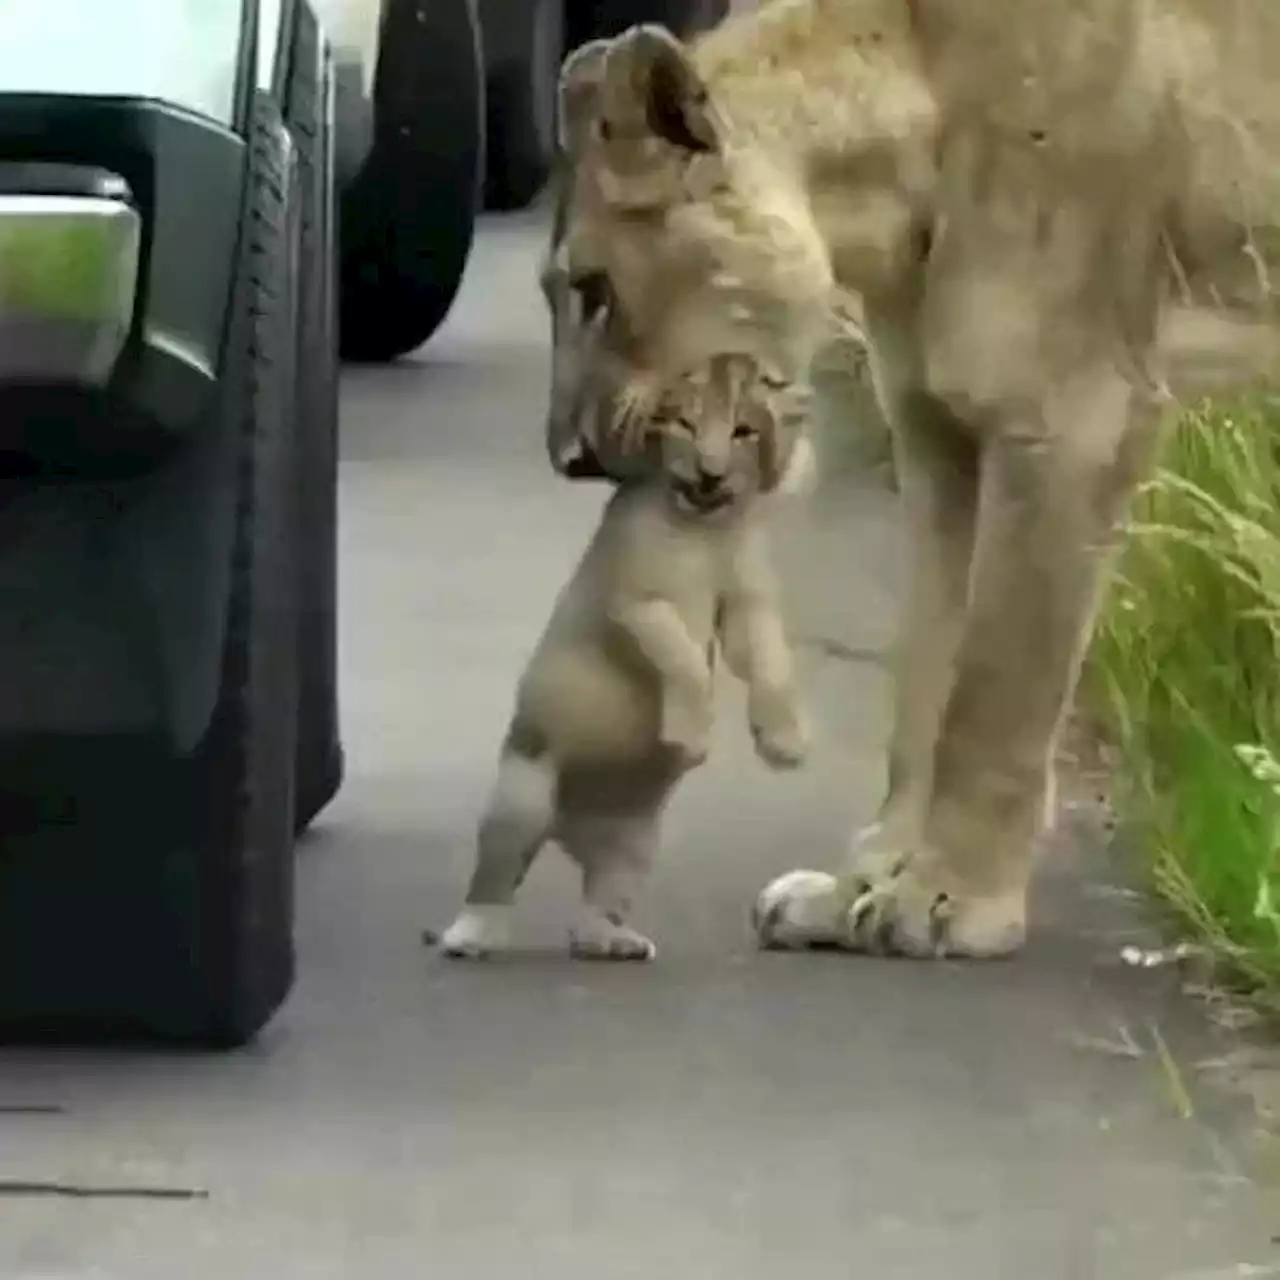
(1, 209, 1277, 1279)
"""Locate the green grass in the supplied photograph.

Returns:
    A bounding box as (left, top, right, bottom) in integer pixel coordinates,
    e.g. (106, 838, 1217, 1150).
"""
(1088, 395, 1280, 1000)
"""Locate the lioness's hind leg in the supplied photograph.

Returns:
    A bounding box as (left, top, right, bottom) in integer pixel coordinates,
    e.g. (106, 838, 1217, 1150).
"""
(439, 749, 557, 959)
(561, 806, 663, 962)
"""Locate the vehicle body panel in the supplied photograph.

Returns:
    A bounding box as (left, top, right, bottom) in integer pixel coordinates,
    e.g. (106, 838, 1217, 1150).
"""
(0, 179, 140, 386)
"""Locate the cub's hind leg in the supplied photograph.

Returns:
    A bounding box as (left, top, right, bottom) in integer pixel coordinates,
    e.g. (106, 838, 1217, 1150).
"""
(559, 773, 670, 962)
(439, 747, 557, 959)
(566, 817, 661, 961)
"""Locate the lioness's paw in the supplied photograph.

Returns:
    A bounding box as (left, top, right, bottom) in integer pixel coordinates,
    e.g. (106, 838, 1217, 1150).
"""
(438, 905, 512, 960)
(753, 869, 846, 949)
(569, 911, 657, 962)
(840, 859, 1028, 959)
(754, 853, 1028, 959)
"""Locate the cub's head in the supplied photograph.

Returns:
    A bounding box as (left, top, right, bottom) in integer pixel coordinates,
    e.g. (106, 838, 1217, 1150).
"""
(629, 355, 814, 518)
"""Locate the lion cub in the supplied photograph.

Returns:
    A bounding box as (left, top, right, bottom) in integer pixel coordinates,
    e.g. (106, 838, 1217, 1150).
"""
(438, 353, 813, 962)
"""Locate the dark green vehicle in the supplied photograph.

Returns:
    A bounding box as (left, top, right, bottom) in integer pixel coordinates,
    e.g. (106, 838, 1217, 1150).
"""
(0, 0, 725, 1049)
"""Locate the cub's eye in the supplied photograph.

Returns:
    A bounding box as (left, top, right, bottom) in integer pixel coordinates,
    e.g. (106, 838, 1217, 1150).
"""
(597, 118, 614, 142)
(759, 375, 789, 390)
(675, 416, 698, 435)
(733, 422, 758, 440)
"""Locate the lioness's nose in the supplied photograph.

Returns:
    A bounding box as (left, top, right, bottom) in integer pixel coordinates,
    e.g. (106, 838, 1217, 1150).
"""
(695, 466, 725, 492)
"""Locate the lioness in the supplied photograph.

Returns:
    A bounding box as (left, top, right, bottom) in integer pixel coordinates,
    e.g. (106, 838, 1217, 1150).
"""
(543, 2, 1280, 959)
(438, 350, 813, 962)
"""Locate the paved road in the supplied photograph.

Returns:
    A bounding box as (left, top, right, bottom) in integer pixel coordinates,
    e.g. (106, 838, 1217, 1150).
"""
(1, 210, 1276, 1279)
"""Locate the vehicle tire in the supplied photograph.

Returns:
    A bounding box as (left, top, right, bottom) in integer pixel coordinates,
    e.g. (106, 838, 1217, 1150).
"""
(0, 95, 300, 1050)
(685, 0, 730, 34)
(566, 0, 729, 50)
(186, 92, 302, 1046)
(284, 0, 344, 833)
(339, 0, 483, 363)
(483, 0, 562, 211)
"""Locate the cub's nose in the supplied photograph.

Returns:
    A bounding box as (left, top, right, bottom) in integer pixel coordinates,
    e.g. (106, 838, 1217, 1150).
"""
(695, 467, 725, 493)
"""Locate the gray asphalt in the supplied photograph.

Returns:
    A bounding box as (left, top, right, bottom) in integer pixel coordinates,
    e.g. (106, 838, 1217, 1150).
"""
(2, 210, 1277, 1279)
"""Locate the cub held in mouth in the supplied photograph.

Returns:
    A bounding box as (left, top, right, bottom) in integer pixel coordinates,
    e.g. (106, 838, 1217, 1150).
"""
(437, 351, 815, 962)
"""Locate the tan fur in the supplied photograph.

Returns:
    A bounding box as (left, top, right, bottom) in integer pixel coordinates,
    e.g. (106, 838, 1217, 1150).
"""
(544, 3, 1280, 959)
(439, 357, 813, 961)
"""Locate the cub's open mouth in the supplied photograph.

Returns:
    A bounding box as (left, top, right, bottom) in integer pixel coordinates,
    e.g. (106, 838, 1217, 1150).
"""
(674, 480, 734, 513)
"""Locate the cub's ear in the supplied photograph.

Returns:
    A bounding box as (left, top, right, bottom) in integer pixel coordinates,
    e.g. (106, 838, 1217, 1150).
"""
(612, 24, 720, 154)
(557, 38, 612, 153)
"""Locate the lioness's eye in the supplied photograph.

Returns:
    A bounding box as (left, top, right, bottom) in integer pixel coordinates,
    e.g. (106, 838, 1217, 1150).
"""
(733, 423, 757, 440)
(676, 417, 698, 435)
(597, 118, 614, 142)
(760, 374, 788, 390)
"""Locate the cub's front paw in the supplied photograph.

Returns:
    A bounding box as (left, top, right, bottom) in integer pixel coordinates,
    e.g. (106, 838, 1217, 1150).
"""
(749, 694, 810, 770)
(661, 694, 713, 766)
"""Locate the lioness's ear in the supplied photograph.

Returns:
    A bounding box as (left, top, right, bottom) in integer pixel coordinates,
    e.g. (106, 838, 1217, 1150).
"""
(557, 38, 612, 153)
(616, 24, 719, 154)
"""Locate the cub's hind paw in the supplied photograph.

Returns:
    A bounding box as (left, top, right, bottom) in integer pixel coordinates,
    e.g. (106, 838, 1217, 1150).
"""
(438, 905, 512, 960)
(569, 911, 658, 962)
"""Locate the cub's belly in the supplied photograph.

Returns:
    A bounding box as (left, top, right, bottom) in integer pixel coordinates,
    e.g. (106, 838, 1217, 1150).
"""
(515, 642, 664, 767)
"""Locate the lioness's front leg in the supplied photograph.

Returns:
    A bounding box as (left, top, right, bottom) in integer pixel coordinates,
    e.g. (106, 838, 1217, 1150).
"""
(608, 597, 713, 764)
(756, 385, 979, 948)
(758, 365, 1157, 957)
(864, 388, 981, 858)
(719, 593, 809, 770)
(851, 370, 1157, 957)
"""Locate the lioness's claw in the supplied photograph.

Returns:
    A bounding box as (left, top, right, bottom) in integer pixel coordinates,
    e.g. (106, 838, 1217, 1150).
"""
(756, 852, 1028, 959)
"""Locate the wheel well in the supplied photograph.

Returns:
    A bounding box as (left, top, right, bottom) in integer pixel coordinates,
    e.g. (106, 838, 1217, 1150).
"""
(311, 0, 385, 96)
